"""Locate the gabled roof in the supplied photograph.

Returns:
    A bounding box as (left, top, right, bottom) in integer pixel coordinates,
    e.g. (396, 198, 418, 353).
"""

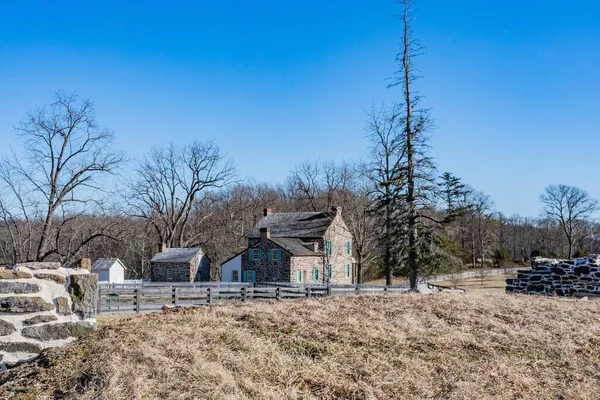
(269, 238, 324, 256)
(150, 248, 202, 263)
(92, 258, 125, 271)
(220, 249, 245, 266)
(248, 212, 334, 238)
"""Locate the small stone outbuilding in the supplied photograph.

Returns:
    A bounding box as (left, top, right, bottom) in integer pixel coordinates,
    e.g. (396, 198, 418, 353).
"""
(150, 247, 210, 282)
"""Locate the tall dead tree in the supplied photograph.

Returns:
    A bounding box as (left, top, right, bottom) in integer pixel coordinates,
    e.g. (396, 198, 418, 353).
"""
(387, 0, 436, 289)
(0, 92, 124, 263)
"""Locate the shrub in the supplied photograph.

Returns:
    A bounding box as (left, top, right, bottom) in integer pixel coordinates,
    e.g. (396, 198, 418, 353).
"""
(492, 247, 512, 268)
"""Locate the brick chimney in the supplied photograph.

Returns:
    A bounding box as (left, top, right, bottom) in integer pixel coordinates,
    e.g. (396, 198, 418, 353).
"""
(313, 242, 319, 252)
(260, 227, 270, 242)
(159, 242, 167, 252)
(263, 208, 272, 217)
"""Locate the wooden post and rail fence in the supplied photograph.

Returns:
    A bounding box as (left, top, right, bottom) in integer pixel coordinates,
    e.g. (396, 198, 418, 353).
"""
(96, 282, 421, 315)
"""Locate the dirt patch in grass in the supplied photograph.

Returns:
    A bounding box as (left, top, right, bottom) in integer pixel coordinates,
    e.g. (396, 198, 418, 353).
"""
(1, 293, 600, 399)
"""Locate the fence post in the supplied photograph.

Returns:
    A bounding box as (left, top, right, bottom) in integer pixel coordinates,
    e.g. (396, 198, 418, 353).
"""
(173, 287, 179, 307)
(135, 288, 141, 314)
(276, 287, 281, 301)
(306, 286, 311, 298)
(326, 286, 332, 296)
(384, 286, 388, 295)
(356, 285, 361, 296)
(242, 287, 247, 302)
(208, 287, 213, 305)
(96, 287, 102, 315)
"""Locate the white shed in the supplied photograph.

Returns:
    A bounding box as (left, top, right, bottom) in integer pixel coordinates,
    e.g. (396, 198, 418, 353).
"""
(92, 258, 126, 284)
(220, 253, 242, 282)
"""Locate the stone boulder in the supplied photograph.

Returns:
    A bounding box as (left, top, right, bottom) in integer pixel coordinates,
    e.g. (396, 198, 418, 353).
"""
(0, 270, 32, 280)
(0, 281, 40, 294)
(0, 296, 55, 313)
(15, 262, 61, 270)
(21, 321, 96, 341)
(68, 274, 98, 319)
(0, 320, 16, 336)
(22, 315, 58, 326)
(34, 272, 67, 284)
(0, 342, 42, 354)
(55, 297, 72, 315)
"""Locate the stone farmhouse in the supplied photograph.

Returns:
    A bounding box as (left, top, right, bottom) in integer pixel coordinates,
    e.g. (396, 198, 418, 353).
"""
(150, 246, 210, 282)
(233, 207, 354, 284)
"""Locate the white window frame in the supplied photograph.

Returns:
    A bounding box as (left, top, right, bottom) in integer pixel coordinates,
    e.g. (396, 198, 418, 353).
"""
(232, 270, 239, 282)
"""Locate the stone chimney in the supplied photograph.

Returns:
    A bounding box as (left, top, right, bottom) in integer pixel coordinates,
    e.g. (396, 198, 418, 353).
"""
(263, 208, 272, 217)
(313, 242, 319, 252)
(332, 206, 341, 216)
(260, 227, 270, 242)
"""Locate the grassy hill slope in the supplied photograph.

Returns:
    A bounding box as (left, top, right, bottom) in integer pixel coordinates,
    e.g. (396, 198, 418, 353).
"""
(2, 293, 600, 399)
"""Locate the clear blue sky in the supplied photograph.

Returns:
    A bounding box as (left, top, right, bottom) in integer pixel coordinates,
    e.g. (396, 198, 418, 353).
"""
(1, 0, 599, 217)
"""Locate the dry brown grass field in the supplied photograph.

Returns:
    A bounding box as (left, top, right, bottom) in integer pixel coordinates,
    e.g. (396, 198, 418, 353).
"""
(2, 293, 600, 400)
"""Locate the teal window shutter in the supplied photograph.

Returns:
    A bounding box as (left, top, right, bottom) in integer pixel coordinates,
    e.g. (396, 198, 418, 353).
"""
(248, 249, 253, 260)
(268, 249, 272, 261)
(326, 264, 332, 280)
(242, 271, 247, 282)
(344, 241, 351, 256)
(344, 264, 350, 277)
(295, 271, 300, 282)
(251, 271, 256, 282)
(312, 268, 319, 281)
(277, 249, 282, 261)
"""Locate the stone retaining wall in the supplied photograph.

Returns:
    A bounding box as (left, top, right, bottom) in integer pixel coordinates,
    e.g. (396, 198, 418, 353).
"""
(506, 256, 600, 296)
(0, 262, 97, 369)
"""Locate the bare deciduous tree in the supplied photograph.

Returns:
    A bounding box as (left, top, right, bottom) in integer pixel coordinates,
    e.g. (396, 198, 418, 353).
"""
(128, 141, 235, 249)
(540, 184, 599, 258)
(0, 92, 124, 263)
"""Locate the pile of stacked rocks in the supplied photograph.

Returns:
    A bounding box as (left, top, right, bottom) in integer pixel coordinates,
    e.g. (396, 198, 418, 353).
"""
(0, 262, 98, 369)
(506, 255, 600, 296)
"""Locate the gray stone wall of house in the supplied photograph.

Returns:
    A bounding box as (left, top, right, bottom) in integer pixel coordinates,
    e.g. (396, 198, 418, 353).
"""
(241, 240, 292, 282)
(194, 255, 211, 282)
(506, 259, 600, 296)
(290, 256, 324, 283)
(150, 262, 192, 282)
(0, 262, 97, 368)
(323, 213, 354, 284)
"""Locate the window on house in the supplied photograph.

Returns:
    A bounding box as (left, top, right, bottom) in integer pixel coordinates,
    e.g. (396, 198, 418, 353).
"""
(232, 270, 239, 282)
(325, 264, 332, 280)
(271, 248, 281, 262)
(249, 249, 262, 261)
(344, 240, 352, 256)
(325, 240, 333, 256)
(166, 268, 173, 281)
(295, 270, 304, 283)
(344, 264, 351, 277)
(312, 268, 320, 281)
(243, 270, 256, 282)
